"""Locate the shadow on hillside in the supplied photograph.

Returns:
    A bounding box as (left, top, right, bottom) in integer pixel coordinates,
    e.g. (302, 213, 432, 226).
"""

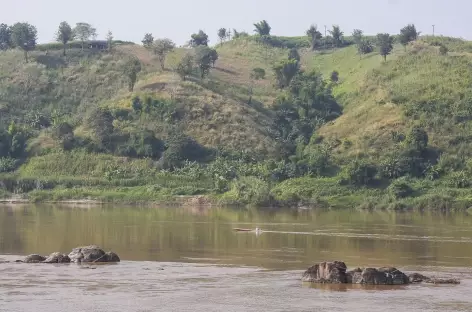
(213, 66, 237, 75)
(141, 82, 167, 92)
(187, 76, 270, 117)
(34, 55, 66, 69)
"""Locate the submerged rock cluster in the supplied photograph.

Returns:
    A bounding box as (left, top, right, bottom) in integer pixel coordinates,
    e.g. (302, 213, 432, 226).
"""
(302, 261, 460, 285)
(15, 245, 120, 264)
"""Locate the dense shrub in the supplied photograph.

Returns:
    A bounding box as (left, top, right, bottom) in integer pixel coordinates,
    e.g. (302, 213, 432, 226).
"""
(446, 171, 471, 188)
(228, 176, 271, 206)
(388, 178, 414, 199)
(0, 157, 17, 173)
(160, 131, 213, 169)
(342, 160, 377, 186)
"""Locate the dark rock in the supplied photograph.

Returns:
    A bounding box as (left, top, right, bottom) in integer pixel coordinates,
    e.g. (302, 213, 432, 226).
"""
(346, 268, 363, 284)
(304, 262, 411, 285)
(22, 254, 46, 263)
(378, 267, 409, 285)
(302, 261, 347, 283)
(105, 251, 120, 262)
(361, 268, 388, 285)
(68, 245, 119, 263)
(43, 252, 71, 263)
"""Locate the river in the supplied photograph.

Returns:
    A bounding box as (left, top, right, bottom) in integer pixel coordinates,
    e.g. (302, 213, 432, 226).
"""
(1, 204, 472, 311)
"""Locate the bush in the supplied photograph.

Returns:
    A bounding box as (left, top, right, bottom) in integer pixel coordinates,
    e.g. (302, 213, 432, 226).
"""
(405, 125, 428, 151)
(229, 176, 271, 206)
(388, 178, 414, 199)
(341, 160, 377, 186)
(160, 131, 213, 169)
(0, 157, 17, 173)
(446, 171, 471, 188)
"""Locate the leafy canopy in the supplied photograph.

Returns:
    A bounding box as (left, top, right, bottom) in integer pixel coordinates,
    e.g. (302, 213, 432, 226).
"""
(142, 33, 154, 48)
(377, 33, 394, 61)
(190, 30, 209, 46)
(399, 24, 419, 48)
(0, 24, 12, 50)
(153, 38, 176, 70)
(254, 20, 271, 36)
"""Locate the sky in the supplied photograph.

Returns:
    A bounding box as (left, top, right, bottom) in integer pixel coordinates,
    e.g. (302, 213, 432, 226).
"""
(0, 0, 470, 45)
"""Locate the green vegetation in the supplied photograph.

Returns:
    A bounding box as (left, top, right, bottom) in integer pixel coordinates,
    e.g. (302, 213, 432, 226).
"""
(1, 20, 472, 211)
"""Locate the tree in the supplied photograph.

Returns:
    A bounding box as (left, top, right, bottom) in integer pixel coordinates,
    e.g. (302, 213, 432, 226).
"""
(73, 23, 96, 50)
(86, 108, 114, 149)
(329, 25, 344, 48)
(123, 57, 142, 91)
(10, 23, 37, 62)
(248, 68, 266, 104)
(406, 125, 428, 151)
(352, 29, 363, 44)
(142, 33, 154, 48)
(439, 44, 448, 56)
(194, 46, 216, 79)
(288, 48, 300, 62)
(330, 71, 339, 83)
(377, 33, 394, 61)
(399, 24, 419, 50)
(306, 24, 322, 51)
(273, 59, 300, 89)
(358, 39, 374, 56)
(289, 71, 341, 121)
(190, 30, 209, 46)
(55, 21, 74, 56)
(176, 53, 194, 81)
(153, 38, 175, 70)
(254, 20, 271, 36)
(352, 29, 372, 58)
(218, 28, 227, 45)
(0, 24, 11, 50)
(106, 30, 113, 52)
(208, 48, 218, 67)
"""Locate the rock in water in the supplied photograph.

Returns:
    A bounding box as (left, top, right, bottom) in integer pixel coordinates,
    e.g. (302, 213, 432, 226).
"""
(304, 262, 409, 285)
(22, 254, 46, 263)
(68, 246, 120, 263)
(378, 267, 409, 285)
(43, 252, 71, 263)
(105, 251, 120, 262)
(302, 261, 347, 283)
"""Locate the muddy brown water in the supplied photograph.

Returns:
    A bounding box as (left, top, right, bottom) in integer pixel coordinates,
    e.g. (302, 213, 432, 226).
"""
(1, 204, 472, 312)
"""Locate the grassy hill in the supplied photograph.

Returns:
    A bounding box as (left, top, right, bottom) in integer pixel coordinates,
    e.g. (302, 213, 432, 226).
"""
(2, 34, 472, 210)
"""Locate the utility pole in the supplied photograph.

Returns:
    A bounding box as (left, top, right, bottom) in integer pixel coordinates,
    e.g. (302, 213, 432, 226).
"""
(432, 25, 435, 37)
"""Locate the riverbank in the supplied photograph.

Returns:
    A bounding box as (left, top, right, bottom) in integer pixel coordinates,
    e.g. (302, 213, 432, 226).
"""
(2, 184, 472, 212)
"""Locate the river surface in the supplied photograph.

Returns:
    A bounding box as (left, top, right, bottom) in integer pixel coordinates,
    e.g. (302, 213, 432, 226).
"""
(1, 204, 472, 311)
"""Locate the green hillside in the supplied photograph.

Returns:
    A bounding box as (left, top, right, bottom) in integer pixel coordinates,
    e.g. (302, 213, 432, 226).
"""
(2, 24, 472, 210)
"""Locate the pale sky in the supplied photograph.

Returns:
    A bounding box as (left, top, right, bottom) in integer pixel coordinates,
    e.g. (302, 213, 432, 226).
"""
(0, 0, 469, 45)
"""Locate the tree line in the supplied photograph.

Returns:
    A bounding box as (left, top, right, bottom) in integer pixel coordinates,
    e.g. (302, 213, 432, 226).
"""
(0, 21, 112, 61)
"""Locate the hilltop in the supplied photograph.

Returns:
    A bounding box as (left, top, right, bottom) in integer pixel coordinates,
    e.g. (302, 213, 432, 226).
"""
(2, 25, 472, 210)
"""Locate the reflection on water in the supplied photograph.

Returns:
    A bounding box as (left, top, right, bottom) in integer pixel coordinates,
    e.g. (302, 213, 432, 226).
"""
(1, 204, 472, 312)
(1, 204, 472, 269)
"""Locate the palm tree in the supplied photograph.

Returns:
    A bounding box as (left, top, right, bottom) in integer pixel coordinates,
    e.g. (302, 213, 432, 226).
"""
(329, 25, 344, 48)
(254, 20, 271, 36)
(306, 24, 322, 51)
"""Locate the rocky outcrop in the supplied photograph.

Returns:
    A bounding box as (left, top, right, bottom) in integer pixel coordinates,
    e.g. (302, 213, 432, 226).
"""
(68, 245, 120, 263)
(14, 246, 120, 264)
(17, 254, 47, 263)
(302, 261, 348, 283)
(43, 252, 71, 263)
(303, 261, 459, 285)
